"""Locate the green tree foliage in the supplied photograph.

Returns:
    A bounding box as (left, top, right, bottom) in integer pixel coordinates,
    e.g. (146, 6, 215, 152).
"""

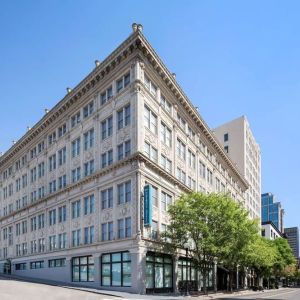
(165, 192, 258, 292)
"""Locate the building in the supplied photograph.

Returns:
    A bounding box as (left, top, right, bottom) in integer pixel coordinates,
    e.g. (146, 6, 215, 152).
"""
(284, 227, 299, 259)
(261, 221, 282, 240)
(0, 24, 249, 294)
(261, 193, 284, 233)
(213, 116, 261, 220)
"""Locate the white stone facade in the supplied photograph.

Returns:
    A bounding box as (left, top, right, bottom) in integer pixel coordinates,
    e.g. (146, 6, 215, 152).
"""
(0, 25, 248, 294)
(214, 116, 261, 221)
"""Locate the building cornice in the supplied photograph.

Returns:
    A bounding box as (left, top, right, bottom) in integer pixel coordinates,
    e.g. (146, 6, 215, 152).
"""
(0, 152, 191, 224)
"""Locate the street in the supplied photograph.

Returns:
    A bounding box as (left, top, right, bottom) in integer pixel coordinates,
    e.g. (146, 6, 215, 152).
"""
(219, 288, 300, 300)
(0, 277, 118, 300)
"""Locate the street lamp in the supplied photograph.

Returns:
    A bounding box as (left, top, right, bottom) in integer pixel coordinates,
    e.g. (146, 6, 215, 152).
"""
(184, 242, 190, 297)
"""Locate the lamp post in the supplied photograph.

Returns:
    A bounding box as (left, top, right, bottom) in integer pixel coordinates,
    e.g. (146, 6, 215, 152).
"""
(184, 243, 190, 297)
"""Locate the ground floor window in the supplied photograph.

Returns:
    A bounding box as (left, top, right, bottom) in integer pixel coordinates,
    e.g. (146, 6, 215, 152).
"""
(49, 258, 66, 268)
(72, 256, 94, 282)
(30, 261, 44, 269)
(146, 252, 173, 293)
(15, 263, 26, 270)
(101, 251, 131, 287)
(177, 258, 198, 292)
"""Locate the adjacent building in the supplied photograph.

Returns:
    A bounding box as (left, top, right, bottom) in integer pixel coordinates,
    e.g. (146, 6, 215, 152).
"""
(261, 192, 284, 233)
(284, 227, 299, 259)
(261, 221, 282, 240)
(214, 116, 261, 220)
(0, 24, 249, 294)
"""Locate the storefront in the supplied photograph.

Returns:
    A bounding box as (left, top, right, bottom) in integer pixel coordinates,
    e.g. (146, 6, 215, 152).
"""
(145, 252, 173, 294)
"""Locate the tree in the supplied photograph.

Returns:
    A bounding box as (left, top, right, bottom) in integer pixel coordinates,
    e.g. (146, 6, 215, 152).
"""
(272, 238, 296, 280)
(164, 192, 258, 293)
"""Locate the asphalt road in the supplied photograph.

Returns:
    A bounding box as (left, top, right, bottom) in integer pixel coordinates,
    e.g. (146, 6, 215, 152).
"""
(219, 288, 300, 300)
(0, 277, 118, 300)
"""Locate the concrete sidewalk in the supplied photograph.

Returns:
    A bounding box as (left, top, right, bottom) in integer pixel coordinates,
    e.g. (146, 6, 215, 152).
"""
(0, 274, 281, 300)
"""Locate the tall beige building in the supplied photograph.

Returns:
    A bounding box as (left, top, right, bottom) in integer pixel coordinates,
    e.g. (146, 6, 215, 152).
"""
(214, 116, 261, 220)
(0, 24, 249, 294)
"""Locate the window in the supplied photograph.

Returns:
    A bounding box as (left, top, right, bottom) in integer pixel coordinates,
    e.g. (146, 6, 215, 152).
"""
(84, 226, 94, 244)
(144, 75, 157, 96)
(30, 261, 44, 269)
(31, 217, 37, 232)
(187, 176, 196, 190)
(37, 141, 45, 153)
(144, 142, 158, 162)
(161, 191, 172, 212)
(58, 147, 67, 166)
(58, 205, 67, 223)
(84, 128, 94, 150)
(49, 258, 66, 268)
(176, 139, 186, 160)
(58, 233, 67, 249)
(83, 101, 94, 118)
(101, 149, 113, 168)
(30, 240, 37, 254)
(144, 106, 157, 134)
(49, 209, 56, 226)
(72, 200, 81, 219)
(177, 114, 186, 132)
(58, 124, 67, 138)
(161, 123, 172, 147)
(116, 72, 130, 93)
(117, 217, 131, 239)
(199, 161, 206, 179)
(102, 222, 114, 241)
(38, 238, 45, 253)
(49, 180, 56, 194)
(117, 105, 131, 129)
(160, 95, 172, 113)
(71, 137, 80, 157)
(101, 187, 113, 209)
(207, 168, 213, 185)
(71, 167, 81, 183)
(176, 168, 186, 184)
(58, 174, 67, 189)
(38, 214, 45, 229)
(84, 195, 95, 215)
(101, 86, 113, 105)
(48, 131, 56, 145)
(72, 229, 81, 247)
(101, 252, 131, 287)
(15, 263, 26, 270)
(188, 126, 195, 142)
(117, 181, 131, 204)
(118, 140, 131, 160)
(224, 133, 229, 142)
(38, 162, 45, 178)
(49, 235, 56, 250)
(71, 111, 81, 127)
(30, 167, 37, 183)
(72, 256, 94, 282)
(224, 145, 229, 153)
(49, 154, 56, 172)
(84, 160, 94, 176)
(187, 149, 196, 169)
(161, 155, 172, 173)
(101, 116, 113, 140)
(145, 253, 173, 291)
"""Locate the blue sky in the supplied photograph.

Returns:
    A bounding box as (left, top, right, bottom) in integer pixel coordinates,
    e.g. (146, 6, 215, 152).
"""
(0, 1, 299, 229)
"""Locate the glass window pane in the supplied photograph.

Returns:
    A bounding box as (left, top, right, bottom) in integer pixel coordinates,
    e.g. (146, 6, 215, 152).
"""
(155, 265, 164, 288)
(112, 263, 121, 286)
(80, 266, 88, 281)
(122, 252, 131, 261)
(88, 265, 95, 282)
(102, 254, 111, 263)
(146, 263, 154, 288)
(73, 266, 80, 281)
(122, 262, 131, 287)
(112, 253, 121, 262)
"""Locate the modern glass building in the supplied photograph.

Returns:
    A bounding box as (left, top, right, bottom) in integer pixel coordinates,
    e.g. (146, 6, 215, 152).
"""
(261, 193, 284, 233)
(284, 227, 299, 259)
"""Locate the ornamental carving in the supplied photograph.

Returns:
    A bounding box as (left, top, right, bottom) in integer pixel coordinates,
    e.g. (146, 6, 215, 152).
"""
(59, 167, 66, 175)
(85, 151, 93, 161)
(73, 158, 80, 167)
(50, 227, 55, 234)
(60, 225, 65, 232)
(73, 221, 79, 228)
(145, 132, 157, 146)
(118, 129, 130, 143)
(104, 211, 112, 221)
(40, 230, 44, 237)
(102, 139, 112, 152)
(161, 146, 169, 157)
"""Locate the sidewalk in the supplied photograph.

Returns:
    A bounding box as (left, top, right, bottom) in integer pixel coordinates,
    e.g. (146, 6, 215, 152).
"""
(0, 274, 281, 300)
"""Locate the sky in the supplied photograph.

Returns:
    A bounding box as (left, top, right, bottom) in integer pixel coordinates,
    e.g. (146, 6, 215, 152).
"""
(0, 1, 299, 229)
